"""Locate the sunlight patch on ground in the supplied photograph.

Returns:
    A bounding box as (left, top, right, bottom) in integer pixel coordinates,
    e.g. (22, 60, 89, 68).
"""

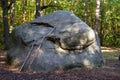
(101, 46, 120, 53)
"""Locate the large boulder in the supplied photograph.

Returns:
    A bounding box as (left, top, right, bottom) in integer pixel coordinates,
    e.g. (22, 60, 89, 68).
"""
(8, 10, 105, 72)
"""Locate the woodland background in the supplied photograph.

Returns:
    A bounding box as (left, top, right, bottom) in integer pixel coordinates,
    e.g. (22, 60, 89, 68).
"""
(0, 0, 120, 49)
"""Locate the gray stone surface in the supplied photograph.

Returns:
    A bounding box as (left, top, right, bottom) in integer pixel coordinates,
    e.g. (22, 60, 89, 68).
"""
(8, 10, 105, 72)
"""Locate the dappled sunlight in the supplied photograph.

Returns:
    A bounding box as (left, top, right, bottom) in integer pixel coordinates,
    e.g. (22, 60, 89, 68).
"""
(7, 11, 105, 73)
(0, 47, 120, 79)
(83, 59, 92, 68)
(101, 46, 120, 60)
(56, 47, 68, 54)
(0, 0, 119, 79)
(0, 61, 6, 64)
(101, 46, 120, 53)
(0, 55, 6, 59)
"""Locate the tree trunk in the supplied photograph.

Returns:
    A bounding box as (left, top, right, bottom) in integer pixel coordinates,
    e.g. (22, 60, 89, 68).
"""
(22, 0, 27, 23)
(94, 0, 101, 32)
(100, 1, 106, 46)
(1, 0, 10, 49)
(10, 1, 15, 33)
(35, 0, 41, 18)
(84, 0, 88, 23)
(40, 0, 44, 16)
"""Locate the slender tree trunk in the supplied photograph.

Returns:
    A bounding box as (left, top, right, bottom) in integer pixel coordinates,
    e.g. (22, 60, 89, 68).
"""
(10, 1, 15, 33)
(1, 0, 15, 49)
(100, 11, 104, 45)
(94, 0, 101, 32)
(40, 0, 44, 16)
(35, 0, 41, 18)
(100, 1, 106, 46)
(1, 0, 10, 49)
(22, 0, 27, 23)
(84, 0, 88, 23)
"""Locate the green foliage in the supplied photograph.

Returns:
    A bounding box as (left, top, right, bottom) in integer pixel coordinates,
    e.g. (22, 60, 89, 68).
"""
(100, 0, 120, 47)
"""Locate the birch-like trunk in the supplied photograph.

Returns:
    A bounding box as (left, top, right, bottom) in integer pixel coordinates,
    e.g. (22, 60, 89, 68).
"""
(10, 1, 15, 33)
(22, 0, 27, 23)
(94, 0, 101, 32)
(84, 0, 88, 23)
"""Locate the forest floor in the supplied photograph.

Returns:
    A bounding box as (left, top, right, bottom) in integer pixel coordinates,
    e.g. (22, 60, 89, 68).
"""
(0, 47, 120, 80)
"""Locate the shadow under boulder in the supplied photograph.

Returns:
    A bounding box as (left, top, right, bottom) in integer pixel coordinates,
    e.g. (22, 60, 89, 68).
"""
(8, 10, 105, 73)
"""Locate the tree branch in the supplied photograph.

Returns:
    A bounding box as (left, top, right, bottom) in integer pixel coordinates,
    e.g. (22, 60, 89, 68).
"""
(41, 5, 62, 10)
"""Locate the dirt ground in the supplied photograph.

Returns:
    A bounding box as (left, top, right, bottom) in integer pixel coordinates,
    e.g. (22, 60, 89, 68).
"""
(0, 47, 120, 80)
